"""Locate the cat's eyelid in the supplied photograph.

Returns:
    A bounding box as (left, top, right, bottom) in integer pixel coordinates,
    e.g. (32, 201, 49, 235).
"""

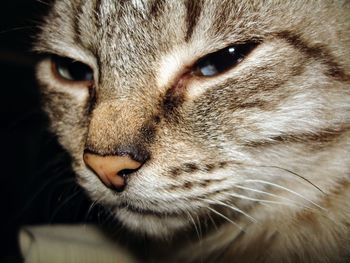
(50, 56, 94, 86)
(191, 42, 259, 78)
(37, 59, 91, 102)
(156, 41, 259, 95)
(34, 44, 98, 75)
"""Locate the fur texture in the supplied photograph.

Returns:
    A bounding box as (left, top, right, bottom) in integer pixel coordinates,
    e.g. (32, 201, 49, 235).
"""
(36, 1, 350, 262)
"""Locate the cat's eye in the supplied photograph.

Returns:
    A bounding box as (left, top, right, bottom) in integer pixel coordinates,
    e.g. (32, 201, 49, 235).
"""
(193, 43, 257, 77)
(52, 56, 94, 83)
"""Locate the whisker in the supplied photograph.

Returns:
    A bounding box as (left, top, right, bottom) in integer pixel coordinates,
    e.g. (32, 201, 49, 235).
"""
(49, 188, 83, 222)
(0, 26, 36, 35)
(233, 185, 291, 199)
(227, 192, 291, 205)
(241, 179, 325, 210)
(15, 171, 73, 219)
(186, 210, 202, 245)
(198, 197, 257, 223)
(35, 0, 51, 6)
(224, 161, 324, 194)
(259, 165, 325, 194)
(231, 185, 315, 210)
(91, 202, 120, 228)
(206, 210, 218, 230)
(205, 206, 243, 231)
(225, 191, 310, 209)
(195, 213, 204, 244)
(85, 199, 99, 222)
(211, 228, 246, 263)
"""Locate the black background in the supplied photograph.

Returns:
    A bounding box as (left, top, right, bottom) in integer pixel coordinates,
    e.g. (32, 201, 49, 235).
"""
(2, 1, 350, 263)
(0, 1, 101, 262)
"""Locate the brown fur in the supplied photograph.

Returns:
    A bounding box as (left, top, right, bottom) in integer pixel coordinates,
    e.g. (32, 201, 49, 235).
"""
(36, 1, 350, 262)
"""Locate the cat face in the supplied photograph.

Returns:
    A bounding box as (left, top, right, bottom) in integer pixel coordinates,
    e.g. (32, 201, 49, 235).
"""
(36, 0, 350, 240)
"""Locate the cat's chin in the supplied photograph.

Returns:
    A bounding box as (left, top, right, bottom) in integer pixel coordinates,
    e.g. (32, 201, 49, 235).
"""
(114, 207, 190, 238)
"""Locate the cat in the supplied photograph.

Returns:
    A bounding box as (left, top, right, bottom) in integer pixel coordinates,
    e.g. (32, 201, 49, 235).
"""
(34, 0, 350, 262)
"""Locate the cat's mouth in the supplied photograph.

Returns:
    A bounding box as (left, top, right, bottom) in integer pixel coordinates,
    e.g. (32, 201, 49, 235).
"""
(112, 199, 243, 238)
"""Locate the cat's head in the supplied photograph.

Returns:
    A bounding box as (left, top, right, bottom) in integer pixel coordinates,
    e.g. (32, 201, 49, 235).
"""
(35, 0, 350, 238)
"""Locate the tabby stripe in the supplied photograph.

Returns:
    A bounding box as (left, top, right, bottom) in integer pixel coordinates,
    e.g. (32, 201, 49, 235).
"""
(275, 31, 350, 82)
(94, 0, 116, 29)
(184, 0, 203, 42)
(209, 63, 305, 112)
(94, 0, 102, 27)
(211, 0, 237, 37)
(149, 0, 166, 18)
(72, 0, 84, 46)
(245, 127, 350, 147)
(87, 83, 97, 115)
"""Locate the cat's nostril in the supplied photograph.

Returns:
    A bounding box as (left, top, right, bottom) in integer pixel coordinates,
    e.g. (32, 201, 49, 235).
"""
(83, 152, 143, 191)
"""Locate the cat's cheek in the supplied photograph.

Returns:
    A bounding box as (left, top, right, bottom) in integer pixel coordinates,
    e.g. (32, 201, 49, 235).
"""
(41, 98, 88, 160)
(37, 59, 93, 163)
(43, 99, 89, 165)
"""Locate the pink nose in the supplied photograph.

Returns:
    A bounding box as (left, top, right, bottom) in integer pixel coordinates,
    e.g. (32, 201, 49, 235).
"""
(83, 153, 142, 191)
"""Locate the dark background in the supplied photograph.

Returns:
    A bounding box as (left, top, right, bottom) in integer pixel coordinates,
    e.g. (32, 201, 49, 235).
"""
(0, 1, 101, 262)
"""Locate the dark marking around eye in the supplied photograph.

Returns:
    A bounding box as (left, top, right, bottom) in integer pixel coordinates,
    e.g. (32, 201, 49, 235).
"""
(161, 75, 190, 121)
(86, 84, 97, 114)
(163, 88, 185, 115)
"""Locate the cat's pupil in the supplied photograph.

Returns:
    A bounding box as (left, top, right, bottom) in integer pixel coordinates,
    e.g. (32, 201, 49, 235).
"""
(194, 43, 257, 77)
(53, 56, 93, 82)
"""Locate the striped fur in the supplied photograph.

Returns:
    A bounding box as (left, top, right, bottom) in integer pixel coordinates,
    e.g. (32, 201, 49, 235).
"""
(36, 1, 350, 262)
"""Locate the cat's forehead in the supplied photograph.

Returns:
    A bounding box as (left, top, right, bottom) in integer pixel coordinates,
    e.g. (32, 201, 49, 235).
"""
(99, 0, 155, 15)
(37, 0, 336, 89)
(39, 0, 268, 63)
(38, 0, 331, 57)
(38, 0, 265, 53)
